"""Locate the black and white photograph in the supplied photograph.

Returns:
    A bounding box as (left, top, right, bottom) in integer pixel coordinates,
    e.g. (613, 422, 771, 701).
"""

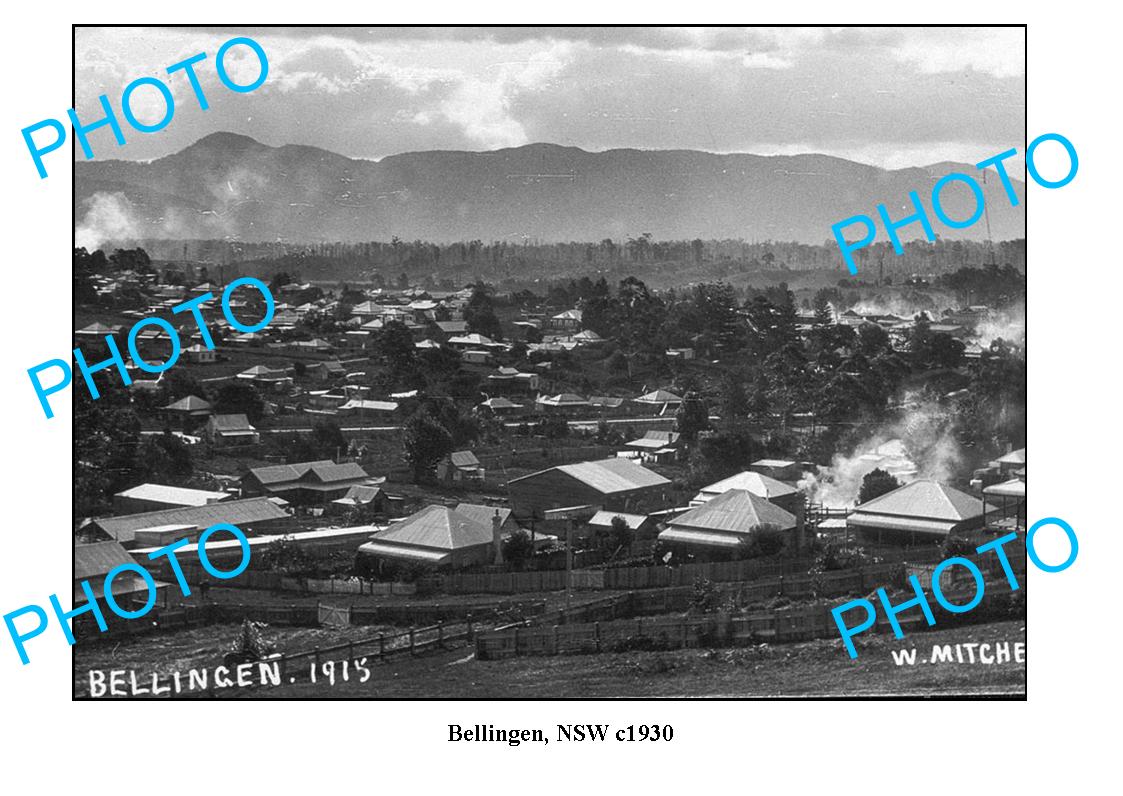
(69, 24, 1027, 699)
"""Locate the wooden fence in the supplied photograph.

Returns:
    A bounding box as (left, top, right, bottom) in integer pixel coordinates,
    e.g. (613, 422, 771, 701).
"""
(74, 601, 321, 642)
(426, 549, 934, 595)
(474, 567, 1025, 661)
(477, 606, 843, 659)
(158, 566, 419, 596)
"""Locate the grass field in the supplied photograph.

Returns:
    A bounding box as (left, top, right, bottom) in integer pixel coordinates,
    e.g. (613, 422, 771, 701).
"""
(76, 617, 1025, 699)
(261, 619, 1025, 699)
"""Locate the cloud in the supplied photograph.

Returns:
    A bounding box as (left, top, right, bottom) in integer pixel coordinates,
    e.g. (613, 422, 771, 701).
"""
(73, 26, 1024, 168)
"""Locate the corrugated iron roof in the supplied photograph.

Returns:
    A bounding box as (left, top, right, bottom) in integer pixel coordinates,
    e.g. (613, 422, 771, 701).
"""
(696, 471, 797, 501)
(544, 458, 670, 494)
(92, 497, 288, 543)
(588, 511, 648, 529)
(373, 505, 494, 550)
(357, 541, 451, 564)
(847, 514, 959, 536)
(114, 483, 231, 507)
(852, 479, 991, 522)
(634, 389, 682, 404)
(997, 448, 1026, 466)
(75, 541, 136, 581)
(657, 528, 744, 549)
(983, 478, 1026, 499)
(210, 413, 255, 431)
(164, 395, 211, 412)
(449, 451, 480, 468)
(455, 503, 512, 528)
(667, 489, 796, 534)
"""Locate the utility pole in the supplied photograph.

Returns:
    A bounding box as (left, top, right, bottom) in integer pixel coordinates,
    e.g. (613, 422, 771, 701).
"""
(565, 521, 573, 612)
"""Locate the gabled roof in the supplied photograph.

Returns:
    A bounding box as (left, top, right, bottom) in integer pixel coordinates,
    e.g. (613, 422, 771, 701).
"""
(552, 309, 583, 320)
(247, 460, 368, 487)
(449, 450, 480, 469)
(115, 483, 231, 507)
(75, 541, 136, 581)
(435, 321, 468, 333)
(696, 471, 797, 501)
(668, 489, 796, 534)
(338, 484, 384, 503)
(627, 430, 681, 446)
(90, 497, 288, 544)
(373, 505, 494, 550)
(511, 458, 670, 494)
(164, 395, 211, 412)
(210, 414, 255, 432)
(851, 479, 990, 521)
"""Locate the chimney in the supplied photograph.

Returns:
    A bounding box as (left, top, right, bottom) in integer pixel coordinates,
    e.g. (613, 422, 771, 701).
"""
(492, 509, 504, 566)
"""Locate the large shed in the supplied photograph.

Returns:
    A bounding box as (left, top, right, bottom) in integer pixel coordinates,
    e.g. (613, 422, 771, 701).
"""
(508, 458, 671, 520)
(86, 497, 290, 548)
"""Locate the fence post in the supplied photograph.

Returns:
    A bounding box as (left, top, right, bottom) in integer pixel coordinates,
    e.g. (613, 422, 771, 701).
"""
(778, 575, 785, 596)
(409, 627, 415, 656)
(438, 622, 444, 649)
(347, 641, 354, 662)
(595, 622, 601, 652)
(514, 626, 521, 655)
(313, 647, 320, 671)
(552, 624, 559, 655)
(466, 614, 473, 641)
(378, 633, 385, 660)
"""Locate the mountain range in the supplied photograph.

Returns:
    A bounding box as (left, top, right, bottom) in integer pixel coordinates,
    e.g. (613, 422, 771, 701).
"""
(74, 132, 1026, 246)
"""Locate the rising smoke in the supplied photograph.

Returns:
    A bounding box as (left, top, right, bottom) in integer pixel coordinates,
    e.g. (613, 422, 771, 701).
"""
(799, 391, 964, 509)
(75, 192, 141, 251)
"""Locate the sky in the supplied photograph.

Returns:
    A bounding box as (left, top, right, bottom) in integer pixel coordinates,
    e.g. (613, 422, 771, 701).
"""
(74, 26, 1025, 171)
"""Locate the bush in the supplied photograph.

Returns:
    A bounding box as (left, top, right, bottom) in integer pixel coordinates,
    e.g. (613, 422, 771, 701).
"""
(688, 577, 720, 614)
(502, 529, 535, 570)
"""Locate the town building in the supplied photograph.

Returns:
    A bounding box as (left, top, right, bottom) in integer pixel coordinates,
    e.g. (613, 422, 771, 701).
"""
(242, 460, 375, 504)
(508, 458, 671, 520)
(691, 470, 802, 514)
(112, 483, 232, 514)
(847, 480, 994, 545)
(75, 540, 171, 610)
(436, 451, 484, 484)
(205, 414, 260, 447)
(357, 504, 506, 571)
(657, 488, 797, 560)
(84, 497, 290, 548)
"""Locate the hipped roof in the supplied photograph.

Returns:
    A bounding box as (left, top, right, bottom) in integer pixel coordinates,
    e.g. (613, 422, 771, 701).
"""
(667, 489, 796, 534)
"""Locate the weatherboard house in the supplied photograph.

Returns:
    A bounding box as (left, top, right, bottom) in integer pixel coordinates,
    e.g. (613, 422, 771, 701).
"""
(846, 479, 995, 545)
(657, 489, 797, 560)
(357, 504, 508, 571)
(242, 460, 374, 505)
